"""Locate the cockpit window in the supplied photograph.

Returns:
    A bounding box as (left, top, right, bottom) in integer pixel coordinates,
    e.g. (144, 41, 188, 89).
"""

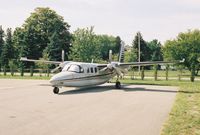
(62, 64, 84, 73)
(68, 65, 80, 72)
(62, 65, 70, 72)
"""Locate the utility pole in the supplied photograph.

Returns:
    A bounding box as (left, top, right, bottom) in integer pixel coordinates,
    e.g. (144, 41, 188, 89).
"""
(138, 32, 141, 73)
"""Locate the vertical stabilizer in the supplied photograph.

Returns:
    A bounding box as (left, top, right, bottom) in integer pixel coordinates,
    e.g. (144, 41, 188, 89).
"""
(119, 41, 125, 63)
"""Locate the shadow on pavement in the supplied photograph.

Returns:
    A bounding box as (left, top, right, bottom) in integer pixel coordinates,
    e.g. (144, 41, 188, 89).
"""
(58, 84, 180, 95)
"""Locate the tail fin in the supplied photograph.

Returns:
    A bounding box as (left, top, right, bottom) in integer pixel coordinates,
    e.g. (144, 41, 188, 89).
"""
(119, 41, 125, 63)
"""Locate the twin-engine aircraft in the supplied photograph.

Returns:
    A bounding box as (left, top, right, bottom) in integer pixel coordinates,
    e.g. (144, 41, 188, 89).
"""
(21, 42, 175, 94)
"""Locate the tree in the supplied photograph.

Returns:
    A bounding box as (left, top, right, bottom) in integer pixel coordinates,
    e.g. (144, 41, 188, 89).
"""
(47, 32, 63, 61)
(13, 28, 29, 67)
(124, 49, 137, 62)
(97, 35, 118, 61)
(14, 7, 72, 67)
(132, 32, 150, 62)
(0, 26, 4, 70)
(115, 36, 121, 54)
(1, 28, 14, 67)
(163, 29, 200, 82)
(147, 39, 163, 61)
(69, 27, 100, 62)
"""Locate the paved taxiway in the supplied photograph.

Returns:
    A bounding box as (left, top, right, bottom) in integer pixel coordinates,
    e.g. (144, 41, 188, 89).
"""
(0, 79, 178, 135)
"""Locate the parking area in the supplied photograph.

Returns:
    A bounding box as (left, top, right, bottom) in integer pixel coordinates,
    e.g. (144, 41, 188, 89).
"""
(0, 79, 177, 135)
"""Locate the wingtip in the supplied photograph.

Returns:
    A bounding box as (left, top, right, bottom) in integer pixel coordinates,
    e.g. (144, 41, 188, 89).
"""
(20, 57, 27, 61)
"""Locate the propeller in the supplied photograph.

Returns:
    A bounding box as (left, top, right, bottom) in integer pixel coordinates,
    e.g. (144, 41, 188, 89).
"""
(51, 66, 62, 73)
(100, 63, 123, 77)
(51, 50, 67, 73)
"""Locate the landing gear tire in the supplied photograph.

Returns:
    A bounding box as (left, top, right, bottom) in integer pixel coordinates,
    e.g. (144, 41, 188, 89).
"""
(53, 87, 59, 94)
(115, 81, 121, 89)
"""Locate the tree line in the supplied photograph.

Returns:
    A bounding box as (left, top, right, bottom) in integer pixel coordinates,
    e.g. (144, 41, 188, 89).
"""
(0, 7, 200, 81)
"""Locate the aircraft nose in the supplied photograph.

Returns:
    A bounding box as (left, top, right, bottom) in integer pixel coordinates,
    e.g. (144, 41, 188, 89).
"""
(49, 72, 72, 85)
(49, 76, 57, 84)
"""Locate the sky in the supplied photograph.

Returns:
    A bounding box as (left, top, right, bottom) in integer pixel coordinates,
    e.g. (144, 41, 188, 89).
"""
(0, 0, 200, 45)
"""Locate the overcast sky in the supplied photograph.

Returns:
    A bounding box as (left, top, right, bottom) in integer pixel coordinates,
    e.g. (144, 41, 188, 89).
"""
(0, 0, 199, 45)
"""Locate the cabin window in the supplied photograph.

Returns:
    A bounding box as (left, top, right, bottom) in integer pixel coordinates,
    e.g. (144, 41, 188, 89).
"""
(87, 68, 89, 73)
(94, 67, 97, 73)
(91, 68, 93, 73)
(80, 67, 84, 73)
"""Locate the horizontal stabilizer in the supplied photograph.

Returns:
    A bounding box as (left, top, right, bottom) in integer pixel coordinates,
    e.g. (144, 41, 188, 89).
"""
(20, 57, 61, 65)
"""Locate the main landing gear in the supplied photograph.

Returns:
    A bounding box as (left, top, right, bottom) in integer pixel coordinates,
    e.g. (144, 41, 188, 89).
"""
(115, 80, 121, 89)
(53, 87, 59, 94)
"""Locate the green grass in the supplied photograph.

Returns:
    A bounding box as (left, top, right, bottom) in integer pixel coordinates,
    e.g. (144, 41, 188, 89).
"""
(127, 70, 200, 79)
(161, 83, 200, 135)
(0, 74, 50, 80)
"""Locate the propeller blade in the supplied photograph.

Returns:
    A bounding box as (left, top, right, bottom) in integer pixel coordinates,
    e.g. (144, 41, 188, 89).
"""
(114, 67, 123, 76)
(51, 66, 61, 73)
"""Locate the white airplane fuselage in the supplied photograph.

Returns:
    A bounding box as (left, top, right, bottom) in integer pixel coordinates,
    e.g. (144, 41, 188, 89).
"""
(49, 62, 116, 87)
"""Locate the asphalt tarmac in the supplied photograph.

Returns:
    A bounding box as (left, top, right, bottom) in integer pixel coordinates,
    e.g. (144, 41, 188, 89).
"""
(0, 79, 178, 135)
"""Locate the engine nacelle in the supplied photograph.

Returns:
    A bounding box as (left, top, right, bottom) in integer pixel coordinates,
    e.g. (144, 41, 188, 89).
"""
(107, 64, 114, 70)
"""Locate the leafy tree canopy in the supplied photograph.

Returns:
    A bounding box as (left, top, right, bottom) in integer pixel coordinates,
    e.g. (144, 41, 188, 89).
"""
(163, 29, 200, 81)
(69, 27, 101, 62)
(97, 35, 120, 61)
(0, 26, 5, 66)
(14, 7, 72, 67)
(1, 28, 14, 67)
(132, 32, 150, 61)
(147, 39, 163, 61)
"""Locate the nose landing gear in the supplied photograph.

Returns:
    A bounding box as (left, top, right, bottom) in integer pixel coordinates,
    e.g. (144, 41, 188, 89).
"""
(115, 79, 121, 89)
(53, 87, 59, 94)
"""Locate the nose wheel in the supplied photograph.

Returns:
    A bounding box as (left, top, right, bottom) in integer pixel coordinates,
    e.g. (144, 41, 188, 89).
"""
(115, 81, 121, 89)
(53, 87, 59, 94)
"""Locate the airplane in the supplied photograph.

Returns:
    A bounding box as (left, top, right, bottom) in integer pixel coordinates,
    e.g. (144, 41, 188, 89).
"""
(20, 42, 177, 94)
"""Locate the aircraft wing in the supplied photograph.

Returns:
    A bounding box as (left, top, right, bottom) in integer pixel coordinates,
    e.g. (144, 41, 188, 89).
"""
(97, 61, 175, 69)
(117, 61, 174, 67)
(20, 57, 62, 65)
(97, 60, 178, 76)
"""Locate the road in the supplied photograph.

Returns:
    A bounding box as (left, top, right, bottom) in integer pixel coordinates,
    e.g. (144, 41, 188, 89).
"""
(0, 79, 178, 135)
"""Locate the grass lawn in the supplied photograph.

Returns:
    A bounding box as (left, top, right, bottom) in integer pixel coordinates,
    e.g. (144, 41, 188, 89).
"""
(161, 83, 200, 135)
(0, 74, 50, 80)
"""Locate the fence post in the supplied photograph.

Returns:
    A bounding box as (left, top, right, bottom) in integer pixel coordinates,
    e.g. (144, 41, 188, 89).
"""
(39, 69, 42, 77)
(20, 66, 24, 76)
(30, 66, 33, 77)
(141, 66, 144, 80)
(10, 66, 14, 76)
(178, 66, 183, 81)
(47, 68, 50, 77)
(131, 67, 135, 80)
(154, 64, 158, 81)
(3, 66, 6, 76)
(166, 64, 169, 81)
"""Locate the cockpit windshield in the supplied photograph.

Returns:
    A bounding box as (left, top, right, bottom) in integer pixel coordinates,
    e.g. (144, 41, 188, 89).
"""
(62, 64, 83, 73)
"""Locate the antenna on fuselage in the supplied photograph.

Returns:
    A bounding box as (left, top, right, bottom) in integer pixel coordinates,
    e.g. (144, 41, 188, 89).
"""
(62, 50, 64, 62)
(109, 50, 112, 63)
